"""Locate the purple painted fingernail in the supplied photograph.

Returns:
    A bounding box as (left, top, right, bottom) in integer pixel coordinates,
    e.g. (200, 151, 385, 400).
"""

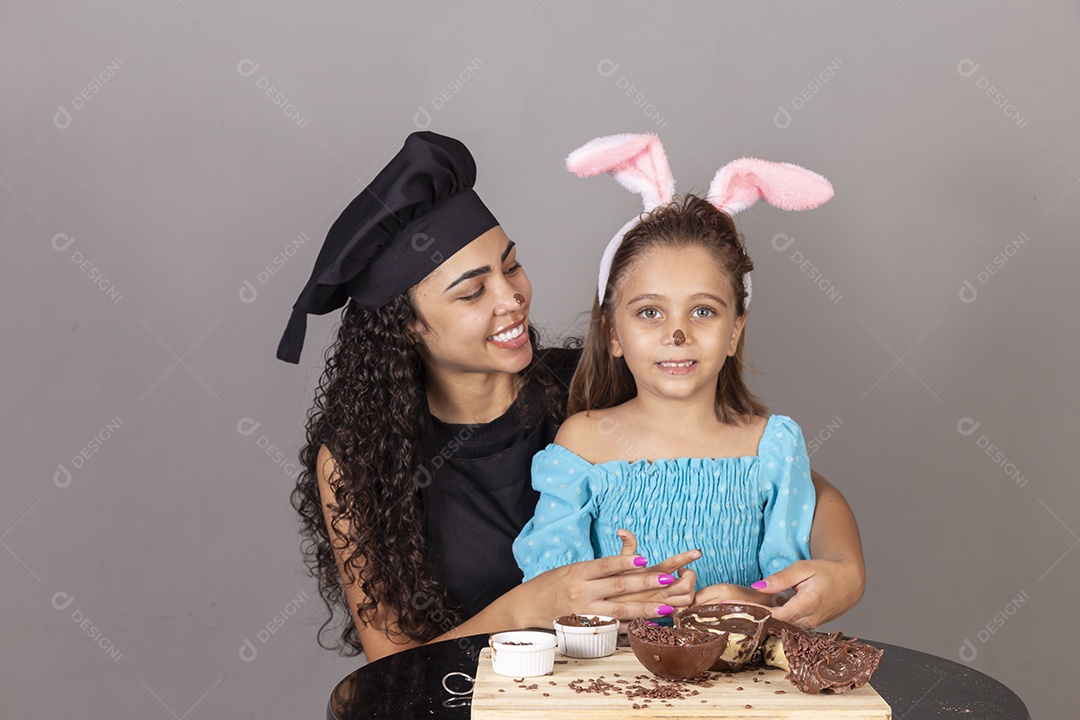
(656, 605, 674, 616)
(752, 580, 768, 590)
(634, 556, 648, 567)
(658, 573, 675, 586)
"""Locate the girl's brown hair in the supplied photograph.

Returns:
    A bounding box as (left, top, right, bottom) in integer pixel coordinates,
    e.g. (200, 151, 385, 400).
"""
(568, 194, 766, 425)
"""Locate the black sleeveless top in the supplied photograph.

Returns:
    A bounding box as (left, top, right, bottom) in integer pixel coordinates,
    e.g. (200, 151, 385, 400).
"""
(417, 349, 578, 620)
(320, 349, 579, 622)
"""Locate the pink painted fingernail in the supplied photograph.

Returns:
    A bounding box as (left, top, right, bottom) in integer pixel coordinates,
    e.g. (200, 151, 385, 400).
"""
(658, 573, 675, 586)
(752, 580, 768, 590)
(656, 605, 674, 615)
(646, 621, 659, 627)
(634, 556, 648, 567)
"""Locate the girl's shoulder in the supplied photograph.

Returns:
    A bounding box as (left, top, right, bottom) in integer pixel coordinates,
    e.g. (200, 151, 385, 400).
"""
(551, 407, 621, 464)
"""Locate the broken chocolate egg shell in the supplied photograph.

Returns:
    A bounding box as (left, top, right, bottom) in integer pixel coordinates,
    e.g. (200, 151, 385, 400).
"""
(676, 602, 773, 672)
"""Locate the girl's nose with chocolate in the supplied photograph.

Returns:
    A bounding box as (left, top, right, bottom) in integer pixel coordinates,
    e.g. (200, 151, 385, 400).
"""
(672, 329, 686, 346)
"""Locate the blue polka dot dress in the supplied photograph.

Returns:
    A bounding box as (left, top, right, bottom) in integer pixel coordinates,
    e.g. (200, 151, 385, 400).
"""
(511, 415, 815, 589)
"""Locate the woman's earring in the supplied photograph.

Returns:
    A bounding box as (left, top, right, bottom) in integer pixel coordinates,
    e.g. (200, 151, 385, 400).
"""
(672, 329, 685, 346)
(513, 293, 526, 306)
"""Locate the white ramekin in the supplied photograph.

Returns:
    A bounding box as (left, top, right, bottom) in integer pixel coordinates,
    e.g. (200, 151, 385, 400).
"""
(552, 615, 619, 658)
(488, 631, 557, 677)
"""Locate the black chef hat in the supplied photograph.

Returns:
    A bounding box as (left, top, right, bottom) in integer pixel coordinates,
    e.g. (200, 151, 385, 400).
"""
(276, 131, 499, 363)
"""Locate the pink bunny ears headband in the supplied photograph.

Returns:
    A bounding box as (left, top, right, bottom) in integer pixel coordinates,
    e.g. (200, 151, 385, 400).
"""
(565, 133, 835, 307)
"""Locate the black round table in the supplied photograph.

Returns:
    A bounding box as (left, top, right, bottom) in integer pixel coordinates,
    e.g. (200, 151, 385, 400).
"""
(327, 634, 1029, 720)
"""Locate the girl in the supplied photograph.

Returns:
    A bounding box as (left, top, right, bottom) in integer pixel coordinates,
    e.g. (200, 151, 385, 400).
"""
(514, 133, 842, 614)
(280, 131, 863, 662)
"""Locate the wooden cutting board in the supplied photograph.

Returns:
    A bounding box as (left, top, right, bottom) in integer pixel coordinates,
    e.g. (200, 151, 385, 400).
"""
(471, 647, 891, 719)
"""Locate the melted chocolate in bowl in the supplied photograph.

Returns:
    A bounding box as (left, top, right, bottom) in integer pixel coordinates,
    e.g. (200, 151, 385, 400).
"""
(554, 614, 618, 628)
(626, 619, 728, 680)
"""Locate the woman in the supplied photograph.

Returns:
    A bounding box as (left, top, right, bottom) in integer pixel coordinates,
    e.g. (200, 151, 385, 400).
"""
(277, 131, 864, 662)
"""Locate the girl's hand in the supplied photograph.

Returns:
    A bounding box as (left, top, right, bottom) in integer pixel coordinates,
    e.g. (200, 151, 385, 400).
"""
(615, 529, 701, 575)
(751, 558, 864, 628)
(608, 529, 699, 607)
(693, 583, 774, 608)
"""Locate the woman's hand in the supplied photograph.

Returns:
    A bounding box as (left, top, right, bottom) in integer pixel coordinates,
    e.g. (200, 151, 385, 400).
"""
(750, 557, 864, 628)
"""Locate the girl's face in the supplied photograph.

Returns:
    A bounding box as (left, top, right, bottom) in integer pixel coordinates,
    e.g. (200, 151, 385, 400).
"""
(607, 244, 746, 404)
(408, 226, 533, 377)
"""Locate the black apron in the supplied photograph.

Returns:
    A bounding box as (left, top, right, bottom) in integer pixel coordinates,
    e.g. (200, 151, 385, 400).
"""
(418, 348, 579, 620)
(418, 380, 558, 620)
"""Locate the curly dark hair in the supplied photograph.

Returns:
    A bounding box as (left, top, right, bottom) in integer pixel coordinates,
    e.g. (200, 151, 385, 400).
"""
(292, 297, 571, 656)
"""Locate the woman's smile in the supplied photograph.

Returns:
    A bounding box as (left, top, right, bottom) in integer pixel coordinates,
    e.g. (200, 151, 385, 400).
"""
(488, 318, 530, 348)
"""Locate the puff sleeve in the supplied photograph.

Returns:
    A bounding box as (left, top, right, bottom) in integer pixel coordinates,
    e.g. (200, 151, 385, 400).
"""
(513, 445, 598, 582)
(756, 415, 816, 577)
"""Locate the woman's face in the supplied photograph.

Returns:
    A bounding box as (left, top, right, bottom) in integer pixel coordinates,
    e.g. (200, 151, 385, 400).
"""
(408, 226, 533, 377)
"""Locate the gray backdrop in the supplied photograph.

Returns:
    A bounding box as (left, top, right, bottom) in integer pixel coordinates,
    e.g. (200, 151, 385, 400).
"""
(3, 2, 1076, 718)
